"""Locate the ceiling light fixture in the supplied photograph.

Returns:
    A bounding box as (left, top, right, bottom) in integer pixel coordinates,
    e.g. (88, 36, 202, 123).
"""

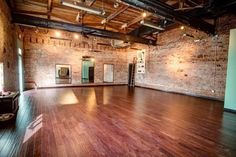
(74, 34, 79, 39)
(114, 2, 119, 8)
(101, 19, 107, 24)
(142, 12, 147, 18)
(183, 33, 194, 38)
(180, 26, 185, 30)
(55, 31, 61, 37)
(140, 20, 165, 31)
(62, 1, 104, 16)
(121, 23, 127, 29)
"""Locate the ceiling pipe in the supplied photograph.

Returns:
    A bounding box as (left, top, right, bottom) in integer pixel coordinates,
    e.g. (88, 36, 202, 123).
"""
(140, 20, 165, 31)
(61, 1, 105, 16)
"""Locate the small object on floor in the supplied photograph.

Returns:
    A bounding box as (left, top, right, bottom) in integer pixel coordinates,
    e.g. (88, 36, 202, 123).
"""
(0, 113, 15, 121)
(0, 92, 20, 121)
(0, 91, 12, 96)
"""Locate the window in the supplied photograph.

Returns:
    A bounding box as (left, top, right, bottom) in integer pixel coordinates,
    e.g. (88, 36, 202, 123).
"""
(0, 62, 3, 91)
(18, 48, 23, 92)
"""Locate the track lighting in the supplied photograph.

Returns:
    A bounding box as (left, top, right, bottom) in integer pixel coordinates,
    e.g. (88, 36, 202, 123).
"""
(140, 20, 164, 31)
(101, 19, 107, 24)
(62, 1, 105, 16)
(114, 2, 119, 8)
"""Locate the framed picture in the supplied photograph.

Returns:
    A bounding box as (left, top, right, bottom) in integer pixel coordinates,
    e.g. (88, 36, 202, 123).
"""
(137, 50, 145, 74)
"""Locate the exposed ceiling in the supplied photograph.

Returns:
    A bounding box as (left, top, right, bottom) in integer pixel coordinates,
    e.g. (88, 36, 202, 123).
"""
(7, 0, 236, 45)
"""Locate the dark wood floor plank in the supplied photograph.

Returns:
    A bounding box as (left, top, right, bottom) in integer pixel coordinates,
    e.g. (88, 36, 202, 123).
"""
(0, 86, 236, 157)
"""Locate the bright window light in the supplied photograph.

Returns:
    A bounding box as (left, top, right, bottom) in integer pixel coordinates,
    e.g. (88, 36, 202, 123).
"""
(0, 63, 3, 91)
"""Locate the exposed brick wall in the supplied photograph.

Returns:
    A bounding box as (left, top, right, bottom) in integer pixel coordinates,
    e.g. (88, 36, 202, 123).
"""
(128, 14, 236, 100)
(0, 0, 18, 91)
(22, 28, 128, 87)
(20, 13, 236, 100)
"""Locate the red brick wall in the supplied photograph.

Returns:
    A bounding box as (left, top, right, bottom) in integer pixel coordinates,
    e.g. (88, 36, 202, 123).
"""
(21, 14, 236, 100)
(128, 14, 236, 100)
(22, 28, 128, 87)
(0, 0, 19, 91)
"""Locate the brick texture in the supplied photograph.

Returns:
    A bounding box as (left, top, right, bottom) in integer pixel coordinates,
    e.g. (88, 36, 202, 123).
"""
(128, 14, 236, 100)
(22, 28, 128, 87)
(21, 14, 236, 100)
(0, 0, 19, 91)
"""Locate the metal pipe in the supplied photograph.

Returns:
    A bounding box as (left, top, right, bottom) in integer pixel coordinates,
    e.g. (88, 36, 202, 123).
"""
(61, 1, 103, 15)
(140, 20, 165, 31)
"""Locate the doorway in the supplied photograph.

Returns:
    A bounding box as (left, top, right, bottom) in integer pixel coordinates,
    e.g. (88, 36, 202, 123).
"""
(18, 48, 23, 92)
(82, 57, 94, 83)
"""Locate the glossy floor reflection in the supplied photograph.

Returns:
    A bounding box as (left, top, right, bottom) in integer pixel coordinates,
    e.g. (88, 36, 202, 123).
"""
(0, 86, 236, 157)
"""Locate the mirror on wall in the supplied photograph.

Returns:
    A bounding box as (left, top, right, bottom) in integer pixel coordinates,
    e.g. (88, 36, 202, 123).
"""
(103, 64, 114, 83)
(55, 64, 72, 84)
(82, 57, 95, 83)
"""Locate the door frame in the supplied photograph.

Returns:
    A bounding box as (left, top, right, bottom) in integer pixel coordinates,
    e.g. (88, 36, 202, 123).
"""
(81, 56, 95, 83)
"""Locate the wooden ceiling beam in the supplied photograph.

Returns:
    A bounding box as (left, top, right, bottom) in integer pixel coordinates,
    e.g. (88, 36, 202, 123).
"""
(122, 0, 215, 34)
(13, 10, 48, 16)
(187, 0, 236, 18)
(120, 12, 151, 30)
(77, 0, 97, 21)
(47, 0, 53, 19)
(105, 5, 129, 23)
(12, 13, 156, 45)
(50, 13, 76, 23)
(23, 0, 47, 7)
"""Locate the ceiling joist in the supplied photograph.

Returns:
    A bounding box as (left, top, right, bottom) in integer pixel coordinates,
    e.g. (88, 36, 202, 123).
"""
(121, 12, 151, 30)
(47, 0, 52, 19)
(106, 5, 129, 23)
(12, 13, 156, 45)
(122, 0, 215, 34)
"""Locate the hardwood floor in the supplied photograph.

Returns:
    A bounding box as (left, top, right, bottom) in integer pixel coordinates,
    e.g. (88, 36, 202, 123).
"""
(0, 86, 236, 157)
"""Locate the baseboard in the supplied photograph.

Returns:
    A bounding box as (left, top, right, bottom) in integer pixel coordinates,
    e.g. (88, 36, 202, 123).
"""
(26, 83, 127, 90)
(224, 108, 236, 114)
(135, 85, 223, 102)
